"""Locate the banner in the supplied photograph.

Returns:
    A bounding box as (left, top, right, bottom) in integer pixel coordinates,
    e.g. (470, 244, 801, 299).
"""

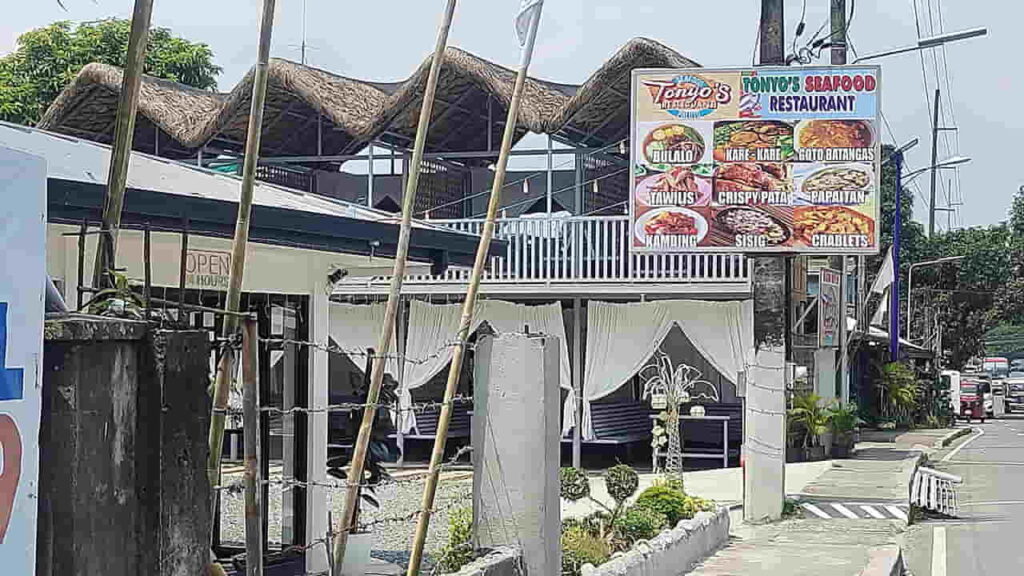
(819, 268, 841, 348)
(0, 147, 45, 574)
(630, 66, 881, 254)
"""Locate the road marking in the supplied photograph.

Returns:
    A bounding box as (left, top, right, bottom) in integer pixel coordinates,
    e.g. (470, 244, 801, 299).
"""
(860, 505, 885, 519)
(931, 526, 946, 576)
(829, 502, 860, 519)
(942, 427, 985, 462)
(801, 502, 831, 519)
(885, 505, 908, 521)
(959, 500, 1024, 506)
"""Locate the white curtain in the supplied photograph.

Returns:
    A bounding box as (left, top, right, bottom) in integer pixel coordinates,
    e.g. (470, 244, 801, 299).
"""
(581, 300, 753, 440)
(328, 303, 399, 378)
(402, 300, 572, 433)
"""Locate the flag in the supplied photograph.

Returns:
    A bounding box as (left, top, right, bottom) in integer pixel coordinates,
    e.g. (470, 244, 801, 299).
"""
(871, 289, 888, 327)
(869, 246, 895, 295)
(516, 0, 543, 46)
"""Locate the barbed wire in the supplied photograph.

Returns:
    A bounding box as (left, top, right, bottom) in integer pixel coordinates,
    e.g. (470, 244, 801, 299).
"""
(257, 336, 472, 366)
(214, 445, 473, 494)
(213, 394, 474, 417)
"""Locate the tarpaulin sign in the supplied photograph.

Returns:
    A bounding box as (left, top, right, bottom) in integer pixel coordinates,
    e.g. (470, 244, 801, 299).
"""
(630, 66, 881, 255)
(0, 147, 46, 574)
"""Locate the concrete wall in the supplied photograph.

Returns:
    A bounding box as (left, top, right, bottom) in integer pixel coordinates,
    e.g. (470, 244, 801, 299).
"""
(473, 333, 560, 576)
(448, 547, 523, 576)
(37, 316, 211, 576)
(581, 508, 731, 576)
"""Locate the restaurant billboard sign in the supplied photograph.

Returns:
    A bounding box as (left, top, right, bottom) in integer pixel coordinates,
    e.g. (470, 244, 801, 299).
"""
(629, 66, 881, 254)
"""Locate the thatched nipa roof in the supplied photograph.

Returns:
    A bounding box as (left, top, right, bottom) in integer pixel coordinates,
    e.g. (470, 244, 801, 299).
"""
(37, 37, 699, 158)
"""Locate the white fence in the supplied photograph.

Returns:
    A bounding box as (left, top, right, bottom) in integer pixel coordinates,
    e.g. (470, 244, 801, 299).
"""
(407, 215, 749, 286)
(911, 466, 962, 517)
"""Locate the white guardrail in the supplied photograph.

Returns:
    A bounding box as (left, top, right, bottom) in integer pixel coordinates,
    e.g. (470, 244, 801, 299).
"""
(419, 215, 749, 285)
(911, 466, 963, 517)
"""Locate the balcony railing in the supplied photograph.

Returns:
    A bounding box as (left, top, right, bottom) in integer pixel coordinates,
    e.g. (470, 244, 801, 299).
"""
(386, 215, 748, 287)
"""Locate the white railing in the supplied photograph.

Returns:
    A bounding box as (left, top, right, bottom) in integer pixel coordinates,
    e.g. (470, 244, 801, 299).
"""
(398, 215, 749, 286)
(911, 466, 962, 517)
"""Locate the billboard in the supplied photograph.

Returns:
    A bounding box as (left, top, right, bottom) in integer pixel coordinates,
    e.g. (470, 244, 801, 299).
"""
(0, 147, 45, 574)
(630, 66, 881, 254)
(818, 268, 841, 348)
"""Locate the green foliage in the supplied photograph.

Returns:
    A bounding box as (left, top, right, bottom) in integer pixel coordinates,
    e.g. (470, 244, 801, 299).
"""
(436, 507, 474, 574)
(613, 504, 666, 546)
(604, 464, 639, 505)
(561, 525, 611, 576)
(86, 270, 145, 319)
(635, 485, 689, 526)
(782, 498, 802, 518)
(826, 401, 862, 436)
(0, 19, 221, 126)
(652, 473, 685, 493)
(560, 467, 591, 502)
(788, 393, 829, 448)
(680, 495, 716, 519)
(878, 362, 919, 424)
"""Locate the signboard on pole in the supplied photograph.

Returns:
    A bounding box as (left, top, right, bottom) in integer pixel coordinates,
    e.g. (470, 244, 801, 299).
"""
(0, 147, 46, 574)
(819, 268, 841, 348)
(630, 66, 881, 254)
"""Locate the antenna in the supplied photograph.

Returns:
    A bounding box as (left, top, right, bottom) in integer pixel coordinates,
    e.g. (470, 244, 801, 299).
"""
(301, 0, 307, 64)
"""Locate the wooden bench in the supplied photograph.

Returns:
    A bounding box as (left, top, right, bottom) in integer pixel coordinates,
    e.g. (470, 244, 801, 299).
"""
(563, 401, 654, 460)
(677, 402, 743, 467)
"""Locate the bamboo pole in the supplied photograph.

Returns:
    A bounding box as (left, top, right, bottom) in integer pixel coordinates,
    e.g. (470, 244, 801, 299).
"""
(92, 0, 154, 290)
(241, 317, 263, 576)
(331, 1, 459, 570)
(405, 6, 544, 575)
(207, 0, 277, 562)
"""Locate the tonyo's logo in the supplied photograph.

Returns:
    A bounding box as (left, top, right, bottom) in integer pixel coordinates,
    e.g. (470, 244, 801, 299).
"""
(643, 74, 733, 119)
(0, 302, 24, 543)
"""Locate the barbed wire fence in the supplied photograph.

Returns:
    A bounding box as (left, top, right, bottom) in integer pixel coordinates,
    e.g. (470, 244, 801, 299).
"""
(215, 327, 534, 575)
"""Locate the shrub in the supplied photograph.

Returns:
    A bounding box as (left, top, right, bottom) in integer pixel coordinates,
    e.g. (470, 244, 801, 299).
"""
(613, 504, 667, 547)
(605, 464, 639, 505)
(652, 473, 685, 493)
(561, 525, 611, 576)
(635, 485, 690, 526)
(560, 467, 591, 502)
(436, 507, 474, 573)
(680, 496, 716, 520)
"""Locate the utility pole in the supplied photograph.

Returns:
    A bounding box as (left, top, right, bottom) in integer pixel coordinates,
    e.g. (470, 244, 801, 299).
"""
(91, 0, 154, 290)
(928, 88, 941, 237)
(745, 0, 787, 524)
(830, 0, 847, 65)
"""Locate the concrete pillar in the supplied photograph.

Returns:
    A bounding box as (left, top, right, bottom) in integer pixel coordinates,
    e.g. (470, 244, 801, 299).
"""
(305, 285, 330, 575)
(473, 333, 560, 575)
(744, 258, 787, 523)
(814, 349, 837, 400)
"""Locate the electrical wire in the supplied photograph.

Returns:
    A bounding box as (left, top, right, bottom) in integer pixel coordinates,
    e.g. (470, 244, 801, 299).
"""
(791, 0, 808, 59)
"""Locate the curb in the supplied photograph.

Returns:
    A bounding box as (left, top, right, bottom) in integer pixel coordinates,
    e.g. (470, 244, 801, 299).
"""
(858, 545, 904, 576)
(933, 426, 971, 449)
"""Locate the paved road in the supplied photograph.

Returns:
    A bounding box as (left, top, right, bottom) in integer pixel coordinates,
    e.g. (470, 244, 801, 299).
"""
(904, 415, 1024, 575)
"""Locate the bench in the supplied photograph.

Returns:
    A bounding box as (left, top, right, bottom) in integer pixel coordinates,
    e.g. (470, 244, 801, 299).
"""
(678, 402, 743, 467)
(562, 401, 654, 460)
(390, 403, 473, 441)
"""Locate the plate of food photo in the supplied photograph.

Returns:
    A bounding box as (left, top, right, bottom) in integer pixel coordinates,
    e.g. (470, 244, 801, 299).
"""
(634, 207, 709, 244)
(795, 120, 873, 149)
(713, 120, 794, 162)
(642, 123, 706, 168)
(635, 165, 713, 206)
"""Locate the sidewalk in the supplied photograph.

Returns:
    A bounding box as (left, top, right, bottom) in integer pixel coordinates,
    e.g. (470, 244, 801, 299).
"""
(684, 426, 965, 576)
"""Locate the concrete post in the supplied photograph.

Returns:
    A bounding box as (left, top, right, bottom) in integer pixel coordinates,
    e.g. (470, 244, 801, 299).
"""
(473, 333, 560, 575)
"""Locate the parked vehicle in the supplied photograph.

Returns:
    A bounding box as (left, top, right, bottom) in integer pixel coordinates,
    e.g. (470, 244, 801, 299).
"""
(983, 357, 1010, 379)
(959, 380, 986, 423)
(1006, 378, 1024, 414)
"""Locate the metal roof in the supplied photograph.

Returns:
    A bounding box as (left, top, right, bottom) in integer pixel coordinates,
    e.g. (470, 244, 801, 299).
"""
(0, 121, 497, 268)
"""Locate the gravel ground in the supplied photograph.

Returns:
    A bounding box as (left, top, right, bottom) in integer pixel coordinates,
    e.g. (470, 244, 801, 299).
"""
(220, 467, 473, 571)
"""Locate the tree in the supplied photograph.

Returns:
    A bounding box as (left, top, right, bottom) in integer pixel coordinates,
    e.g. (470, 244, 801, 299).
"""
(0, 19, 221, 126)
(994, 187, 1024, 325)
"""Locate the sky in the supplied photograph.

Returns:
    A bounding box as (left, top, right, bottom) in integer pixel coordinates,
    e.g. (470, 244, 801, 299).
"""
(0, 0, 1011, 229)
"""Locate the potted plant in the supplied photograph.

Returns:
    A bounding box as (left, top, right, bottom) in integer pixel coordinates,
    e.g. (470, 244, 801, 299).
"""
(826, 402, 862, 458)
(789, 393, 829, 461)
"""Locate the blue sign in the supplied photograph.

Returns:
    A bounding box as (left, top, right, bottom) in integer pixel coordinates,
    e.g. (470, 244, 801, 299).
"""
(0, 303, 24, 402)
